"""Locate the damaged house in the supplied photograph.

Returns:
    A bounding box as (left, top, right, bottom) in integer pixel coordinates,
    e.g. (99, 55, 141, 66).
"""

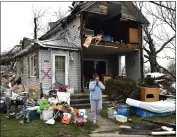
(6, 1, 149, 92)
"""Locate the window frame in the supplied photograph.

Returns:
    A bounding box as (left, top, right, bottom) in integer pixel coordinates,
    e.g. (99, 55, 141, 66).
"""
(29, 54, 37, 77)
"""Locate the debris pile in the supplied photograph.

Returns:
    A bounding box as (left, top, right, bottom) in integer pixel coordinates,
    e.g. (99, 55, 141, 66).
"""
(0, 77, 88, 127)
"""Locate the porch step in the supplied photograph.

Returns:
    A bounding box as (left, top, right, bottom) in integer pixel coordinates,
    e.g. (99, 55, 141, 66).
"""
(70, 93, 90, 109)
(70, 98, 90, 104)
(70, 94, 89, 99)
(70, 103, 90, 109)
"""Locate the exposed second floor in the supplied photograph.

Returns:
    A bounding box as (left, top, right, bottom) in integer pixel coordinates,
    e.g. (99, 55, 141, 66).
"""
(39, 1, 150, 50)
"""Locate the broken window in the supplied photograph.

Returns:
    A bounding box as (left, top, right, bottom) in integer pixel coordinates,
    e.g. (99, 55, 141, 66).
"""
(30, 54, 37, 76)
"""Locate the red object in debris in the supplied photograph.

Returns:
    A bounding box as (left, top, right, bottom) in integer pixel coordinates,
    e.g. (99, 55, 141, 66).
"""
(61, 114, 71, 125)
(76, 111, 79, 117)
(59, 88, 65, 92)
(76, 117, 85, 127)
(61, 118, 71, 124)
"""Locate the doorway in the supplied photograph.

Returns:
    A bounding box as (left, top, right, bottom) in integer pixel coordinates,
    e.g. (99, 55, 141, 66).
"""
(52, 54, 68, 86)
(55, 56, 65, 85)
(83, 59, 107, 87)
(96, 61, 106, 78)
(83, 60, 95, 80)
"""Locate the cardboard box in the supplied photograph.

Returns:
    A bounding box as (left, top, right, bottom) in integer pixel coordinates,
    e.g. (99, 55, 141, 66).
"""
(53, 105, 68, 113)
(141, 87, 160, 102)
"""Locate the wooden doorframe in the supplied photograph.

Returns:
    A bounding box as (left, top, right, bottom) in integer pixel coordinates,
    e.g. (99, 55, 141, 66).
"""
(52, 53, 69, 85)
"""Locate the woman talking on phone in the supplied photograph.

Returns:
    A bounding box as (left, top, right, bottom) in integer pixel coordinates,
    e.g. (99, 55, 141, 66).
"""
(89, 73, 105, 126)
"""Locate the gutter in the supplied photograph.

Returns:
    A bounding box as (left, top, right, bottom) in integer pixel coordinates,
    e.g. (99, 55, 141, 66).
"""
(37, 41, 81, 51)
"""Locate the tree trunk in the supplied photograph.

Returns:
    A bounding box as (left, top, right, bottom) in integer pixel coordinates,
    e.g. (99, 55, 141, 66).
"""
(150, 61, 158, 72)
(34, 17, 37, 39)
(150, 47, 158, 72)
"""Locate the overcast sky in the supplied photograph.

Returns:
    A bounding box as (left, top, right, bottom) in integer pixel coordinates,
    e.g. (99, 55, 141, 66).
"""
(1, 2, 174, 68)
(1, 2, 72, 52)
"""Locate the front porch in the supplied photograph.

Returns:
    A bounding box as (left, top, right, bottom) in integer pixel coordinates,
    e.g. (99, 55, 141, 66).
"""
(81, 5, 143, 90)
(82, 45, 142, 90)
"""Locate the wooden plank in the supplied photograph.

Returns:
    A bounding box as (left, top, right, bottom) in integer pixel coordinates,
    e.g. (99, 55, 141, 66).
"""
(129, 28, 139, 43)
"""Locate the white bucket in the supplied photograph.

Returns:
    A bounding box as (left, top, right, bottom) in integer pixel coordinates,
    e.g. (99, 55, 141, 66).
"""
(116, 115, 127, 123)
(40, 108, 53, 121)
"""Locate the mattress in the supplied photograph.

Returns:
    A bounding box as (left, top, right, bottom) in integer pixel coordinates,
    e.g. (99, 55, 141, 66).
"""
(126, 98, 175, 113)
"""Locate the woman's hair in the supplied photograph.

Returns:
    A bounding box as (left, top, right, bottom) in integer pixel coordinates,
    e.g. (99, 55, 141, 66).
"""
(92, 73, 99, 80)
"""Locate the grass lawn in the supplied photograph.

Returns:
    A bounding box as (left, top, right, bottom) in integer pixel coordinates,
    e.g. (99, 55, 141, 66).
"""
(101, 105, 175, 136)
(1, 114, 93, 137)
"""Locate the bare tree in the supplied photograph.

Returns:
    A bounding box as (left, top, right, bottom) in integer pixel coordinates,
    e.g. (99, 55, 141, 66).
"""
(0, 5, 69, 65)
(53, 5, 68, 20)
(135, 2, 176, 75)
(163, 59, 176, 79)
(32, 6, 50, 39)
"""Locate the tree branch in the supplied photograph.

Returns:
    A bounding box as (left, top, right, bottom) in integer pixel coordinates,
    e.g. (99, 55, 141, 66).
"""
(156, 35, 176, 54)
(150, 1, 176, 11)
(144, 55, 150, 59)
(157, 64, 176, 79)
(143, 46, 151, 55)
(144, 60, 149, 63)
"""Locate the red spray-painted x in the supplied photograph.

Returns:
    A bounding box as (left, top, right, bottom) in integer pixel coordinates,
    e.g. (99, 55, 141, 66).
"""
(41, 68, 51, 81)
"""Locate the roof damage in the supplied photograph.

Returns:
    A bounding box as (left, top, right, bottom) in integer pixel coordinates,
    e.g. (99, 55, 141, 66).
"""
(1, 1, 150, 65)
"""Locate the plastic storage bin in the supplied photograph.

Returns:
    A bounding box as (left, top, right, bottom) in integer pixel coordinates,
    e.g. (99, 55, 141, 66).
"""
(40, 108, 54, 121)
(116, 115, 127, 123)
(130, 106, 172, 118)
(117, 105, 129, 117)
(25, 106, 40, 119)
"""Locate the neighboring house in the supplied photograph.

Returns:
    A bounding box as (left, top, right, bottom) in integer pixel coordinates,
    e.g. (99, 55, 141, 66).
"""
(15, 1, 149, 92)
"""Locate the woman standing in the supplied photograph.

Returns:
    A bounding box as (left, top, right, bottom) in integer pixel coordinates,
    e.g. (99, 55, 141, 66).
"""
(89, 73, 105, 126)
